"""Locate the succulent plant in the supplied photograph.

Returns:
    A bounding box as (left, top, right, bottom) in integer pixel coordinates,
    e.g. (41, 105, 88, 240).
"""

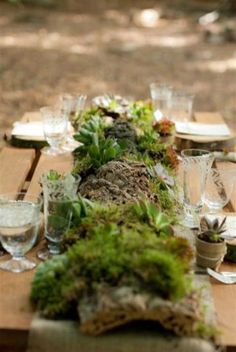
(198, 216, 227, 243)
(152, 118, 176, 136)
(73, 116, 124, 170)
(104, 120, 137, 148)
(92, 94, 130, 118)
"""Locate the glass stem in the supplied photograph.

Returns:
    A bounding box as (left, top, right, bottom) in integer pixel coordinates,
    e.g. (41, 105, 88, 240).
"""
(12, 254, 25, 261)
(48, 242, 60, 255)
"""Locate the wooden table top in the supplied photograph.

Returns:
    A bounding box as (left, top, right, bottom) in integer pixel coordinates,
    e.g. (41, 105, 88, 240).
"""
(0, 111, 236, 350)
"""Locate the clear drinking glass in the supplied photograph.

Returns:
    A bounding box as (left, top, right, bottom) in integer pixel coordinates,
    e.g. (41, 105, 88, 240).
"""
(59, 94, 87, 151)
(37, 172, 80, 260)
(204, 167, 236, 213)
(169, 91, 194, 123)
(41, 106, 68, 156)
(181, 149, 214, 228)
(0, 193, 42, 272)
(149, 82, 172, 120)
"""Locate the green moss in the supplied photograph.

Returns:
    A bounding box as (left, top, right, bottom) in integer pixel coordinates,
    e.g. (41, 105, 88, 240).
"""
(150, 179, 178, 216)
(30, 255, 76, 318)
(32, 228, 193, 320)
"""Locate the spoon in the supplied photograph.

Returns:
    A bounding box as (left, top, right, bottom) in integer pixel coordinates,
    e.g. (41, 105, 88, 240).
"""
(207, 268, 236, 284)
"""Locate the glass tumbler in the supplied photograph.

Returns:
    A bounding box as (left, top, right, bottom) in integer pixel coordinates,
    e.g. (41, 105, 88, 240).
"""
(38, 173, 80, 260)
(149, 82, 172, 120)
(41, 106, 68, 156)
(0, 193, 42, 272)
(181, 149, 214, 228)
(169, 91, 194, 123)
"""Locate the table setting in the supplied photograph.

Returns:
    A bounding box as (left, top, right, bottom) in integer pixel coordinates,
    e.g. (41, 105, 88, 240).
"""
(0, 84, 236, 352)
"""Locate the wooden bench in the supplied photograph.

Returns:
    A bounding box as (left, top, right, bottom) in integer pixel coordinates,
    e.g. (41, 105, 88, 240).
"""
(0, 112, 236, 351)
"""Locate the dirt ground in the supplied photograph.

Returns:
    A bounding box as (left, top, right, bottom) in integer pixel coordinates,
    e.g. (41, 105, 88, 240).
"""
(0, 0, 235, 138)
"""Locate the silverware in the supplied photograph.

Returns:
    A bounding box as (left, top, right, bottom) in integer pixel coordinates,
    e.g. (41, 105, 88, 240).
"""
(207, 268, 236, 284)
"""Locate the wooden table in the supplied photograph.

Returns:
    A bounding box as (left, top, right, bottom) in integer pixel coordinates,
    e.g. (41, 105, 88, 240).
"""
(0, 112, 236, 352)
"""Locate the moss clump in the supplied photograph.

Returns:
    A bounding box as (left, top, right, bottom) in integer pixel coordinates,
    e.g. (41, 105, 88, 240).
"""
(31, 229, 193, 319)
(30, 255, 75, 318)
(61, 200, 179, 251)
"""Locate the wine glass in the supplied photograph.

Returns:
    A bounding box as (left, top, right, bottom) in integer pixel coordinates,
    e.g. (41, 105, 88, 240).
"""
(0, 193, 42, 273)
(41, 106, 68, 156)
(59, 94, 87, 151)
(204, 167, 236, 213)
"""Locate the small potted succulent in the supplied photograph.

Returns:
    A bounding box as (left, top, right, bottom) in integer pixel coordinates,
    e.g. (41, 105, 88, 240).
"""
(196, 216, 227, 269)
(152, 118, 176, 145)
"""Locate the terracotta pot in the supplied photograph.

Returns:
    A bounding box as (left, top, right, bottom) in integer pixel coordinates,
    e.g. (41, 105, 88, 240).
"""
(196, 236, 226, 269)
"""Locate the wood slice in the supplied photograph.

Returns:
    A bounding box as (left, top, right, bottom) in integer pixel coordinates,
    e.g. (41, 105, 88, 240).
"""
(175, 112, 236, 152)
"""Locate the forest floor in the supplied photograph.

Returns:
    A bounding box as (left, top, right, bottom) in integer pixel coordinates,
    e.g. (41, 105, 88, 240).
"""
(0, 0, 235, 139)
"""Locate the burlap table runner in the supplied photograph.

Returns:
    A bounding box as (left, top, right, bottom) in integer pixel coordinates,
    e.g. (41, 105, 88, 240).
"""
(27, 275, 218, 352)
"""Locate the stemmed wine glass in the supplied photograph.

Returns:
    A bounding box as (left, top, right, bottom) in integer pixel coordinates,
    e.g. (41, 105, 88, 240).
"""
(59, 93, 87, 151)
(41, 106, 68, 156)
(0, 193, 42, 273)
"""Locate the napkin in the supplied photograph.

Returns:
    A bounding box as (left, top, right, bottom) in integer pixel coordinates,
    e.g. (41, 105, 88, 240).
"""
(11, 121, 45, 141)
(176, 122, 231, 136)
(11, 121, 74, 141)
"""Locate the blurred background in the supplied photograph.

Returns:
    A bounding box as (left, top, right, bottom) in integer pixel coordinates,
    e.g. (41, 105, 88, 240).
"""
(0, 0, 235, 135)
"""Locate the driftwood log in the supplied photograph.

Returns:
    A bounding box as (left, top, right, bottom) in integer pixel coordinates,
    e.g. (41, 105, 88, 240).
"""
(78, 285, 211, 337)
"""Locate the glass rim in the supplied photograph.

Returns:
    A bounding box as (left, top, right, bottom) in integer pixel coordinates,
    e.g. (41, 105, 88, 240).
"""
(0, 192, 42, 203)
(40, 172, 81, 184)
(150, 82, 172, 90)
(172, 91, 194, 99)
(40, 106, 66, 118)
(181, 149, 213, 157)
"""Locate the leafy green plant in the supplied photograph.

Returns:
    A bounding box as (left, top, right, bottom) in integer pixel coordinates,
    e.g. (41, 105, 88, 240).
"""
(133, 198, 174, 236)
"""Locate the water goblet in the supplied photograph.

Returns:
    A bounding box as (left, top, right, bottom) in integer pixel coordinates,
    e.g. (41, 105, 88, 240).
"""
(41, 106, 68, 156)
(181, 149, 214, 228)
(59, 93, 87, 151)
(0, 193, 42, 273)
(149, 82, 172, 120)
(204, 166, 236, 213)
(37, 172, 80, 261)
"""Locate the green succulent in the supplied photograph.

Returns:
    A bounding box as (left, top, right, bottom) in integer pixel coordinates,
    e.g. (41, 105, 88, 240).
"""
(133, 198, 174, 236)
(198, 216, 227, 243)
(73, 116, 124, 170)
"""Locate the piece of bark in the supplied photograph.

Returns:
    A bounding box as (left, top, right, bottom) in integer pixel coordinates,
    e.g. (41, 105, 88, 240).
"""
(78, 285, 211, 338)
